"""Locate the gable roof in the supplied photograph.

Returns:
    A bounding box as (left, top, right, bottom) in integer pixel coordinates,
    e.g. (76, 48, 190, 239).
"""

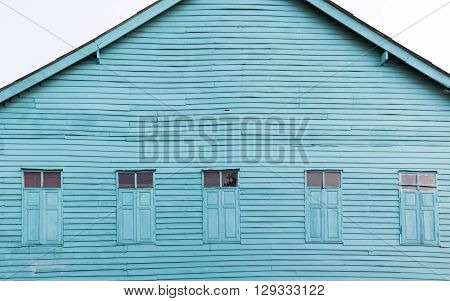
(0, 0, 448, 103)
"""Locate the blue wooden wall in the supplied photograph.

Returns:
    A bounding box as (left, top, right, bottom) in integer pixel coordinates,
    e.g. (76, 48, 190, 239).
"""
(1, 0, 450, 280)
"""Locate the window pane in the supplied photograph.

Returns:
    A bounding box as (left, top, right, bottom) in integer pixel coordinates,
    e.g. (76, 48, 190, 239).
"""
(400, 173, 417, 185)
(222, 171, 238, 187)
(137, 171, 153, 188)
(118, 172, 135, 188)
(204, 171, 220, 188)
(325, 172, 341, 188)
(43, 172, 61, 188)
(307, 171, 322, 188)
(419, 173, 436, 187)
(24, 172, 41, 188)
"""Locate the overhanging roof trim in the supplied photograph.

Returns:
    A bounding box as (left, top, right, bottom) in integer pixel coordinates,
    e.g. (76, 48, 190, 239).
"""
(0, 0, 448, 103)
(305, 0, 450, 88)
(0, 0, 183, 103)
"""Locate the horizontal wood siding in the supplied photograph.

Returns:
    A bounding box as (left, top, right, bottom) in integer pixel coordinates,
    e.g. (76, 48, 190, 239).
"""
(0, 0, 449, 280)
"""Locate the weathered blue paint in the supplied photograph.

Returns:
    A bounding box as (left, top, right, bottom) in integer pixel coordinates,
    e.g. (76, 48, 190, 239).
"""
(0, 0, 450, 280)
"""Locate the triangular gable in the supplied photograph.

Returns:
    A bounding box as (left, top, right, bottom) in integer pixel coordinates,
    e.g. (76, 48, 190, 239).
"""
(0, 0, 448, 103)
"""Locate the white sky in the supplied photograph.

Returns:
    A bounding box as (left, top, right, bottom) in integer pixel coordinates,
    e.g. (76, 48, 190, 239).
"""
(0, 0, 448, 88)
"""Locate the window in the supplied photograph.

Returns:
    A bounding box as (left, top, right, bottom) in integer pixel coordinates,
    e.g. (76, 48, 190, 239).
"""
(305, 171, 342, 243)
(22, 171, 62, 245)
(203, 170, 240, 243)
(399, 172, 438, 245)
(117, 171, 155, 244)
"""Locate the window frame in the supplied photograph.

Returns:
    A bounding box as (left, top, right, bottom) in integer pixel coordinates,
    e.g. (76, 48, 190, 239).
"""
(203, 169, 239, 189)
(304, 169, 343, 244)
(399, 171, 437, 190)
(116, 170, 156, 245)
(23, 170, 62, 189)
(398, 171, 439, 246)
(21, 169, 64, 246)
(117, 170, 155, 189)
(202, 169, 240, 244)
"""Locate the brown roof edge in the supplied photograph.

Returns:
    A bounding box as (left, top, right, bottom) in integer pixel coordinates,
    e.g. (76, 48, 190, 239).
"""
(322, 0, 449, 77)
(0, 0, 162, 92)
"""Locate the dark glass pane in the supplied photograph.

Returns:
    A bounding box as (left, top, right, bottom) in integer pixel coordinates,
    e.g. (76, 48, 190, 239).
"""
(401, 185, 417, 190)
(307, 171, 322, 188)
(137, 171, 153, 188)
(324, 172, 340, 188)
(118, 172, 135, 188)
(204, 171, 220, 188)
(400, 173, 417, 185)
(24, 172, 41, 188)
(222, 171, 238, 187)
(419, 173, 436, 187)
(43, 172, 61, 188)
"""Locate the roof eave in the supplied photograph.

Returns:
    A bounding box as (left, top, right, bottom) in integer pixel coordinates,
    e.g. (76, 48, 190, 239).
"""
(305, 0, 450, 88)
(0, 0, 183, 103)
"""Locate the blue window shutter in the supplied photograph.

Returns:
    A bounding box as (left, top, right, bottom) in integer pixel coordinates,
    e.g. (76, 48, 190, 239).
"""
(203, 189, 220, 242)
(324, 189, 341, 241)
(23, 190, 41, 244)
(419, 191, 438, 245)
(42, 190, 62, 244)
(222, 189, 239, 242)
(400, 190, 420, 244)
(118, 190, 136, 244)
(136, 190, 154, 243)
(306, 188, 323, 242)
